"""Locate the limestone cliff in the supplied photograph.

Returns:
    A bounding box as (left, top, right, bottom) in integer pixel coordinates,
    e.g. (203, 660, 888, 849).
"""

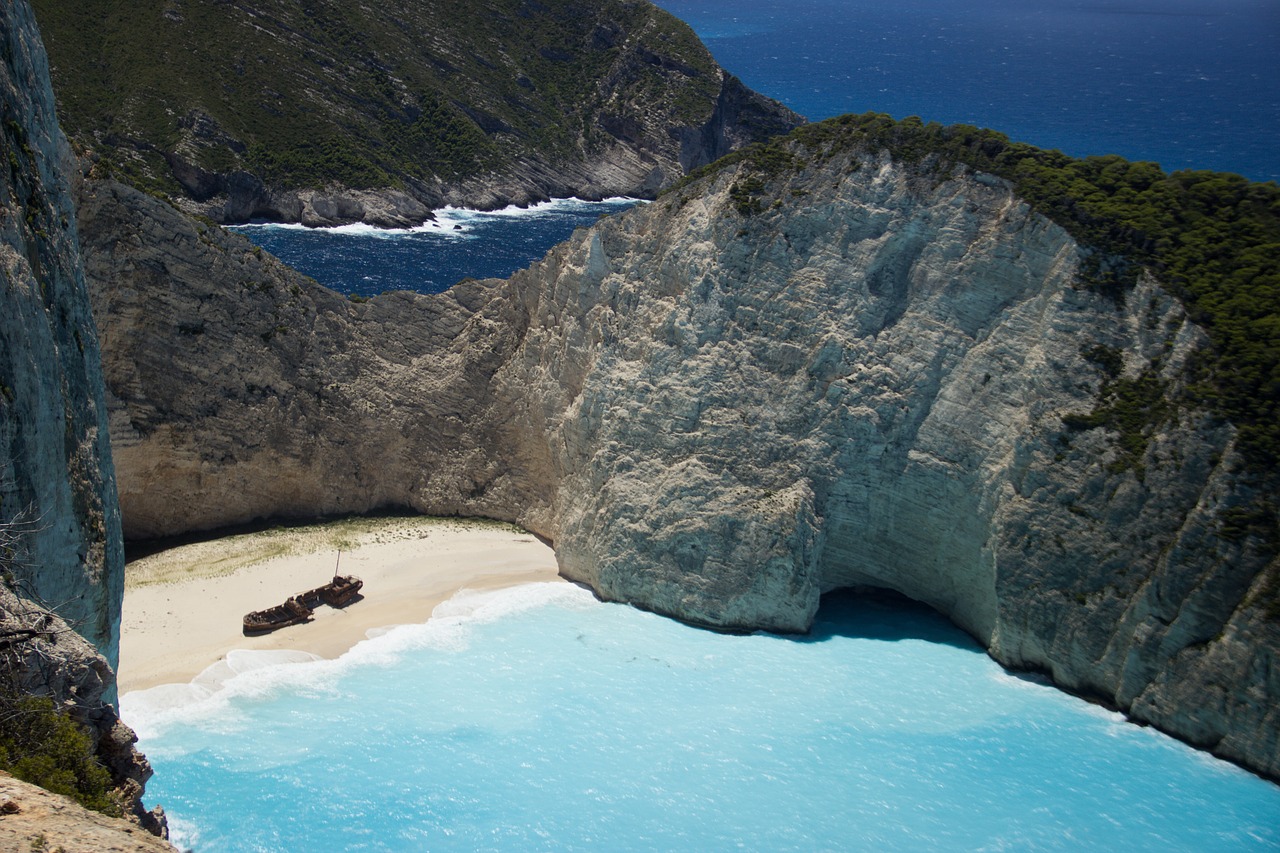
(0, 0, 122, 677)
(1, 0, 163, 833)
(83, 139, 1278, 779)
(32, 0, 801, 226)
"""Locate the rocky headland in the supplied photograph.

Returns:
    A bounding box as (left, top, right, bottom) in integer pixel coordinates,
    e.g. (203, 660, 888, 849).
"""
(81, 114, 1280, 780)
(31, 0, 802, 227)
(0, 771, 173, 853)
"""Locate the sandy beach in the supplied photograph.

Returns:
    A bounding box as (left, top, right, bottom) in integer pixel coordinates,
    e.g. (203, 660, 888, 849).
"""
(118, 515, 562, 694)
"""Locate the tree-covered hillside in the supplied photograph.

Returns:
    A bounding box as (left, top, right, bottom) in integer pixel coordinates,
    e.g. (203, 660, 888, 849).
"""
(31, 0, 800, 217)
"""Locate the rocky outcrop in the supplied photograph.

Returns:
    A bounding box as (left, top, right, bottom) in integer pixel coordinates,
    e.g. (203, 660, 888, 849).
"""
(0, 771, 172, 853)
(34, 0, 802, 226)
(1, 0, 163, 834)
(83, 143, 1278, 778)
(0, 588, 166, 835)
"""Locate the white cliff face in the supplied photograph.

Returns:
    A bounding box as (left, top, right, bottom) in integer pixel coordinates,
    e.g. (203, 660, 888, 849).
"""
(494, 152, 1277, 777)
(521, 159, 1086, 640)
(85, 143, 1277, 778)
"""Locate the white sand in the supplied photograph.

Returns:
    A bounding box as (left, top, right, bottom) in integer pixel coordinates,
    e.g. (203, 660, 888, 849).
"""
(118, 516, 561, 694)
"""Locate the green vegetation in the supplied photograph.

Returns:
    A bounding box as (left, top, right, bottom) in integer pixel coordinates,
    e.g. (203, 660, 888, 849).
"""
(677, 112, 1280, 475)
(30, 0, 724, 194)
(1063, 370, 1169, 476)
(0, 692, 120, 816)
(729, 177, 766, 216)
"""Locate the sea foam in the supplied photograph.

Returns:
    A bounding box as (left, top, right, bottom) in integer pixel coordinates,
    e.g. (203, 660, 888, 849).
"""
(121, 583, 592, 741)
(229, 197, 643, 296)
(231, 197, 643, 238)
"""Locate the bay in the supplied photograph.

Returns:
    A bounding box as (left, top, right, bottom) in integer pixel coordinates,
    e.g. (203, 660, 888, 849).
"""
(124, 587, 1280, 852)
(230, 198, 639, 298)
(131, 6, 1280, 849)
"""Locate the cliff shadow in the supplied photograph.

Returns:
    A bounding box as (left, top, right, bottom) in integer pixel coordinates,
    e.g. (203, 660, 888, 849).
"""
(802, 587, 981, 652)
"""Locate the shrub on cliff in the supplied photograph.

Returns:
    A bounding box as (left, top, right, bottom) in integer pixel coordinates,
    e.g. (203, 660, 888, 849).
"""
(0, 691, 120, 817)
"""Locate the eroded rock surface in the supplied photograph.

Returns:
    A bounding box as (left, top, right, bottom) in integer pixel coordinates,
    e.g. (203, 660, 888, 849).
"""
(85, 144, 1279, 779)
(0, 0, 123, 677)
(1, 0, 162, 832)
(0, 771, 172, 853)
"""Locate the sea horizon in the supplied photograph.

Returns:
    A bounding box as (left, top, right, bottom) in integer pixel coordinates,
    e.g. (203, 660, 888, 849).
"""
(655, 0, 1280, 183)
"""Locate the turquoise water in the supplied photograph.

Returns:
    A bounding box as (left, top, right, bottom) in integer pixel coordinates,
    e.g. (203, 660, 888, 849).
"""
(123, 584, 1280, 852)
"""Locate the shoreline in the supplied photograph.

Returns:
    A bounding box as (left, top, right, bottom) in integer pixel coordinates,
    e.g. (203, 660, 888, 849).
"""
(118, 515, 562, 694)
(225, 195, 645, 235)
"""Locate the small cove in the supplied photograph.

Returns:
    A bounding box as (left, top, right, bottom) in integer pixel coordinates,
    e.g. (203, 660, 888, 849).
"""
(230, 198, 640, 298)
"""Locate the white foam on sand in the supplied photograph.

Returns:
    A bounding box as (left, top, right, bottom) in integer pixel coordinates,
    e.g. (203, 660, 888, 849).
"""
(121, 582, 594, 742)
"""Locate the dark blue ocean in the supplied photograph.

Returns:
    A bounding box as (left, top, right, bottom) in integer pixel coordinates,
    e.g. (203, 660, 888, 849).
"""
(656, 0, 1280, 183)
(232, 198, 640, 298)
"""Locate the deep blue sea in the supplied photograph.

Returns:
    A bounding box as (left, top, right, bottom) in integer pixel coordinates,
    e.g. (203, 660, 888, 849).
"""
(142, 4, 1280, 849)
(655, 0, 1280, 183)
(232, 199, 639, 298)
(239, 0, 1278, 298)
(123, 586, 1280, 851)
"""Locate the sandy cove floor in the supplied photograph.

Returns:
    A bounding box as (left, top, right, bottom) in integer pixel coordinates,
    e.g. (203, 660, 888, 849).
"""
(118, 515, 562, 694)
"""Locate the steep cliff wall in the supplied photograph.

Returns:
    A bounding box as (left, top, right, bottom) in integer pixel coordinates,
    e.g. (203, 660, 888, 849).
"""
(0, 0, 123, 671)
(84, 140, 1278, 779)
(1, 0, 162, 833)
(78, 179, 546, 538)
(524, 158, 1278, 777)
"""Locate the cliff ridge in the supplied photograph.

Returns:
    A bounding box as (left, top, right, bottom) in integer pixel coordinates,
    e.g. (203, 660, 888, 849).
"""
(32, 0, 802, 226)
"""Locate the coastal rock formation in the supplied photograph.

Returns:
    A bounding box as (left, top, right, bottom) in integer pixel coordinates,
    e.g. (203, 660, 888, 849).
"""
(0, 771, 172, 853)
(0, 588, 166, 835)
(77, 179, 535, 537)
(0, 0, 123, 675)
(82, 146, 1278, 778)
(32, 0, 801, 226)
(1, 0, 162, 833)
